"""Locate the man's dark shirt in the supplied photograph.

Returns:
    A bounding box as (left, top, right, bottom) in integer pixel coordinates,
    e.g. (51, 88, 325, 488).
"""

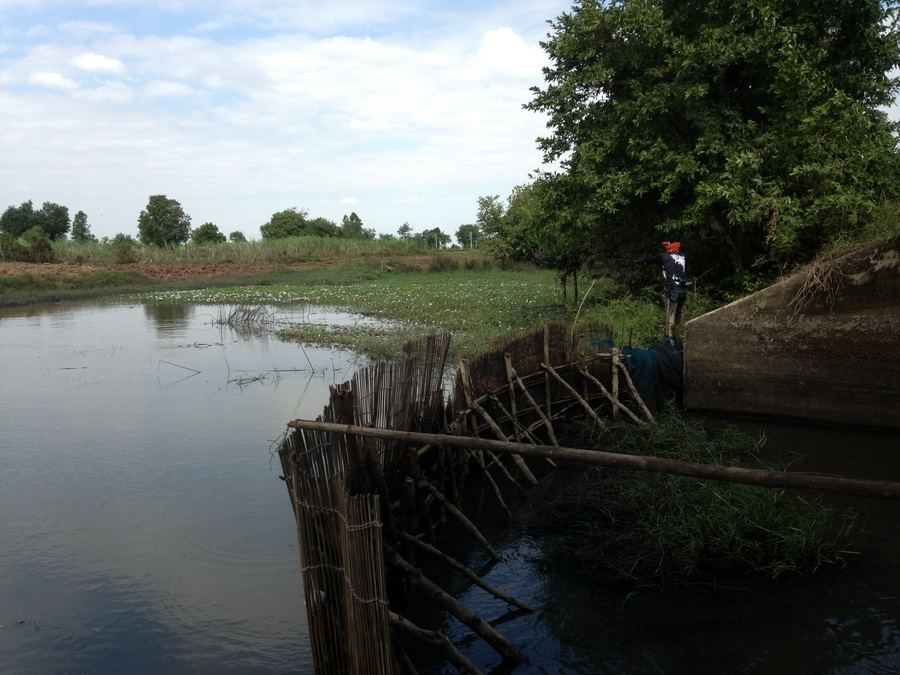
(641, 251, 689, 289)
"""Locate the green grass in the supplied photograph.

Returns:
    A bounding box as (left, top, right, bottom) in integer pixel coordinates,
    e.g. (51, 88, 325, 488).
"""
(52, 235, 436, 265)
(137, 268, 566, 358)
(0, 270, 159, 307)
(535, 408, 853, 588)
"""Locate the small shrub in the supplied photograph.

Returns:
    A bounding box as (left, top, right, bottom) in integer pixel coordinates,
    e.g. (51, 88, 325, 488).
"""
(428, 254, 459, 272)
(111, 233, 139, 264)
(0, 231, 25, 261)
(20, 226, 56, 263)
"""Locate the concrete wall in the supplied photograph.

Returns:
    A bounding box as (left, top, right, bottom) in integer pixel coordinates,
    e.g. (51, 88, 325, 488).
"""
(684, 236, 900, 429)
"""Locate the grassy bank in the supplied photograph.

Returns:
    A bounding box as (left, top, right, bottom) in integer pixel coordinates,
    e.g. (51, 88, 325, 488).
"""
(534, 409, 853, 588)
(52, 235, 434, 265)
(0, 269, 163, 307)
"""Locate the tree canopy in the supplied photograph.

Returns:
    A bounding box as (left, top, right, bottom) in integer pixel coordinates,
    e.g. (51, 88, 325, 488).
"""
(0, 200, 71, 240)
(138, 195, 191, 246)
(526, 0, 900, 289)
(191, 222, 226, 244)
(71, 210, 95, 242)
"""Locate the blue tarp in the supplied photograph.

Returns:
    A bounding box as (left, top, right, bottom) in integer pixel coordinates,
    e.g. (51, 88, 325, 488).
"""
(591, 337, 683, 410)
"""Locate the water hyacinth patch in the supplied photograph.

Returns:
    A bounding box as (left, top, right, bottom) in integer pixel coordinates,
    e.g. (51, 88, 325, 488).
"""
(135, 270, 562, 358)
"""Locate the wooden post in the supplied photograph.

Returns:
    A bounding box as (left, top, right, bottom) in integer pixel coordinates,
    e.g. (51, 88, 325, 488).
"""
(287, 420, 900, 501)
(419, 480, 501, 560)
(399, 532, 534, 611)
(579, 366, 645, 425)
(389, 612, 481, 675)
(541, 362, 606, 430)
(507, 358, 559, 446)
(543, 324, 552, 419)
(386, 548, 526, 665)
(616, 361, 654, 421)
(611, 347, 620, 419)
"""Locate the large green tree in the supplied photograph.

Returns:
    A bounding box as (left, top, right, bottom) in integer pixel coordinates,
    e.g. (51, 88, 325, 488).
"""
(191, 222, 226, 244)
(138, 195, 191, 246)
(528, 0, 900, 287)
(71, 210, 95, 242)
(1, 200, 71, 240)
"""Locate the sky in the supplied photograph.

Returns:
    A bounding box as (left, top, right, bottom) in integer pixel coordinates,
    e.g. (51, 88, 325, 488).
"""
(0, 0, 572, 240)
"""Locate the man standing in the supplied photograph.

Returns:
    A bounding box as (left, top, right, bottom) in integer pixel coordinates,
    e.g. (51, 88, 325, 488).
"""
(636, 240, 691, 342)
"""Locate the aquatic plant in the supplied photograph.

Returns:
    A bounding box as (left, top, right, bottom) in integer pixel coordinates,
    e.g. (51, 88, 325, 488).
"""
(535, 408, 854, 588)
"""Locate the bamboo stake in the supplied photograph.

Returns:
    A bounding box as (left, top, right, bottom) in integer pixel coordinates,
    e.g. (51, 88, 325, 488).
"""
(579, 366, 645, 425)
(611, 347, 620, 419)
(389, 612, 481, 675)
(287, 420, 900, 501)
(616, 361, 654, 421)
(399, 532, 534, 611)
(543, 324, 552, 418)
(541, 362, 607, 430)
(503, 353, 522, 443)
(507, 359, 559, 446)
(489, 394, 557, 468)
(475, 448, 512, 519)
(385, 548, 526, 665)
(460, 362, 538, 485)
(418, 480, 501, 560)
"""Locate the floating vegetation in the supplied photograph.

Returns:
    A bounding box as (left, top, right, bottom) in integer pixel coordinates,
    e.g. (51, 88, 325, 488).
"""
(535, 408, 855, 588)
(213, 304, 278, 329)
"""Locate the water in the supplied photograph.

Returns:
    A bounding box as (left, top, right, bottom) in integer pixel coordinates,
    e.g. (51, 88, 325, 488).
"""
(0, 300, 376, 673)
(430, 419, 900, 674)
(2, 300, 898, 673)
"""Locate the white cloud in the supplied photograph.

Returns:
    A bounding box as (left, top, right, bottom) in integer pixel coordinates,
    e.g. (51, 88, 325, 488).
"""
(0, 6, 566, 238)
(73, 51, 125, 73)
(28, 69, 77, 89)
(144, 80, 194, 98)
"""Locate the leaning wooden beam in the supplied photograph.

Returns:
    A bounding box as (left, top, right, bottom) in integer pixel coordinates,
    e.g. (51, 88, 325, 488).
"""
(488, 394, 557, 469)
(475, 449, 512, 519)
(460, 362, 538, 485)
(386, 548, 527, 665)
(502, 353, 521, 443)
(389, 612, 481, 675)
(507, 359, 560, 446)
(616, 361, 654, 421)
(419, 480, 501, 560)
(398, 532, 534, 611)
(287, 420, 900, 501)
(543, 324, 552, 419)
(541, 362, 607, 430)
(611, 347, 620, 419)
(579, 366, 645, 425)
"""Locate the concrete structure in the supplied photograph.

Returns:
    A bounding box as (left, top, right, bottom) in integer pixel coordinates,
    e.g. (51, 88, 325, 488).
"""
(684, 236, 900, 429)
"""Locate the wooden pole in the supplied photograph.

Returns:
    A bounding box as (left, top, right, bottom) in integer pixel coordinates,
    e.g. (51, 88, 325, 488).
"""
(579, 366, 645, 425)
(507, 358, 559, 446)
(419, 480, 501, 560)
(541, 362, 607, 430)
(611, 347, 620, 419)
(616, 361, 654, 421)
(461, 362, 538, 485)
(389, 612, 481, 675)
(398, 532, 534, 611)
(286, 420, 900, 501)
(386, 548, 526, 665)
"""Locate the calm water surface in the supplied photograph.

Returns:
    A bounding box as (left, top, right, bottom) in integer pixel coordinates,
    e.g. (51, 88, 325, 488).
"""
(3, 300, 898, 674)
(0, 300, 375, 673)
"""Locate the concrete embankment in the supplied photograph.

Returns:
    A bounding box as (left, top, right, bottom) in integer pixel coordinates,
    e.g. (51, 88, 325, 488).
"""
(684, 236, 900, 429)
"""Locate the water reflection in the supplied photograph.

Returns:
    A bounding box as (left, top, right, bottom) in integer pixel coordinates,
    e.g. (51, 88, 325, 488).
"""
(143, 302, 195, 333)
(0, 300, 369, 673)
